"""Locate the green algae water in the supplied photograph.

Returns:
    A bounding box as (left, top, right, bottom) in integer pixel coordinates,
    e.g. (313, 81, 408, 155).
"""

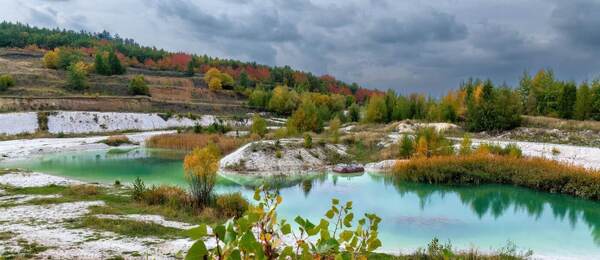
(3, 147, 600, 258)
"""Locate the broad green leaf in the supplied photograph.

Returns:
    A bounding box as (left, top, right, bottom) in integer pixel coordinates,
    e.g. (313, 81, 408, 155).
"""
(214, 224, 226, 240)
(229, 249, 241, 260)
(332, 198, 339, 205)
(281, 223, 291, 235)
(186, 224, 207, 240)
(185, 240, 207, 260)
(325, 209, 335, 219)
(253, 189, 261, 201)
(339, 230, 353, 242)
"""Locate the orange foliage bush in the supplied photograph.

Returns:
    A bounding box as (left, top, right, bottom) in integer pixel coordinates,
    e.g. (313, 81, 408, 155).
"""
(393, 154, 600, 200)
(146, 133, 242, 154)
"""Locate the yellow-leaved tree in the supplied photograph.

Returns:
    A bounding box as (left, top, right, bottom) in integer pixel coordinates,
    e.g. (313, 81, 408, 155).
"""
(183, 143, 221, 207)
(43, 49, 59, 69)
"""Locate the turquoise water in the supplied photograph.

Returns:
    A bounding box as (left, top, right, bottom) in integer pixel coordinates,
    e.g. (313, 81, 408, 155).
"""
(3, 148, 600, 258)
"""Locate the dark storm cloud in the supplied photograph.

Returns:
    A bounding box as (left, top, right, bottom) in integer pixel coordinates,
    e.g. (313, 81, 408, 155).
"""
(368, 11, 468, 45)
(4, 0, 600, 95)
(551, 0, 600, 48)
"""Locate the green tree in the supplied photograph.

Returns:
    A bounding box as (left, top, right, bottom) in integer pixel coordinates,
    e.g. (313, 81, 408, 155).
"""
(518, 70, 532, 112)
(186, 57, 196, 76)
(66, 61, 88, 90)
(250, 114, 268, 137)
(348, 103, 361, 122)
(328, 116, 341, 144)
(288, 99, 321, 133)
(248, 87, 270, 108)
(128, 75, 149, 96)
(364, 95, 387, 123)
(398, 134, 414, 159)
(574, 82, 592, 120)
(239, 71, 251, 88)
(459, 134, 472, 155)
(94, 51, 110, 75)
(108, 49, 125, 75)
(268, 85, 298, 115)
(558, 81, 577, 119)
(590, 80, 600, 121)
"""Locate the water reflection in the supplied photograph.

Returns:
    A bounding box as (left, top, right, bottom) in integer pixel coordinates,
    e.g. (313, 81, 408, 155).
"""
(380, 174, 600, 245)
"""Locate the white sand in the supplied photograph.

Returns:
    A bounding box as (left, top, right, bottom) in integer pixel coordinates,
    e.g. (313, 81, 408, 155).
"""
(0, 130, 173, 160)
(0, 172, 82, 187)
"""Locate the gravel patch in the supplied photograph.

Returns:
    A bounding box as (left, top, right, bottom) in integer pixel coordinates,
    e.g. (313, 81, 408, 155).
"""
(94, 214, 198, 230)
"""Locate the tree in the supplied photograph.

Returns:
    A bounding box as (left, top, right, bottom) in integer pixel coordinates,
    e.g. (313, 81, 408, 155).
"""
(574, 82, 592, 120)
(239, 71, 251, 88)
(415, 136, 428, 158)
(186, 57, 196, 76)
(518, 70, 532, 113)
(204, 68, 234, 90)
(208, 77, 222, 90)
(328, 116, 341, 143)
(0, 74, 15, 91)
(398, 134, 414, 159)
(250, 114, 268, 137)
(248, 87, 270, 108)
(287, 99, 321, 133)
(364, 95, 387, 123)
(66, 61, 88, 90)
(128, 75, 149, 96)
(558, 81, 577, 119)
(590, 80, 600, 121)
(348, 103, 361, 122)
(183, 144, 221, 207)
(459, 134, 472, 155)
(43, 49, 59, 69)
(94, 51, 110, 75)
(303, 133, 313, 148)
(268, 85, 298, 115)
(108, 49, 125, 75)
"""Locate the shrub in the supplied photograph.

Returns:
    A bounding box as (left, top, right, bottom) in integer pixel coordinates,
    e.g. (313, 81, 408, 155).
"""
(102, 135, 131, 146)
(128, 75, 149, 96)
(459, 134, 473, 156)
(0, 74, 15, 91)
(185, 187, 382, 259)
(43, 49, 59, 69)
(184, 144, 221, 207)
(398, 134, 414, 159)
(132, 177, 146, 201)
(275, 150, 282, 159)
(475, 143, 522, 158)
(66, 61, 88, 90)
(393, 154, 600, 200)
(214, 192, 249, 219)
(303, 133, 313, 149)
(328, 116, 341, 144)
(250, 114, 267, 137)
(143, 185, 190, 209)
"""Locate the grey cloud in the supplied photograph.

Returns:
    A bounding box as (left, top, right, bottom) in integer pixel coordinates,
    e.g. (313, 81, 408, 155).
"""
(368, 11, 468, 45)
(551, 0, 600, 48)
(5, 0, 600, 95)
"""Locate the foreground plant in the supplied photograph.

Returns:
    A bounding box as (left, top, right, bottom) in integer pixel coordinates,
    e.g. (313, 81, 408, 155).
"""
(185, 187, 382, 259)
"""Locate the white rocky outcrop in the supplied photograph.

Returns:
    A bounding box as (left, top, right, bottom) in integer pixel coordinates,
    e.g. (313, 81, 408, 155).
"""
(0, 130, 173, 160)
(0, 172, 83, 187)
(364, 159, 403, 172)
(397, 121, 460, 133)
(0, 112, 38, 135)
(47, 111, 216, 134)
(220, 139, 347, 175)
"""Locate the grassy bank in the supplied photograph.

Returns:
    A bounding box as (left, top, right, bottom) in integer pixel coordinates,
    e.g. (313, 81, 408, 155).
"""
(392, 154, 600, 200)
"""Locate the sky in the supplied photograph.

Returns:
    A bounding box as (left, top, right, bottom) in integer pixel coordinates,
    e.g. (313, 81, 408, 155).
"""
(1, 0, 600, 95)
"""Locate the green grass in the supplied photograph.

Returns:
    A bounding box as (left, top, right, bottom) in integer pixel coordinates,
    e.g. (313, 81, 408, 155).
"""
(1, 239, 51, 259)
(68, 216, 186, 239)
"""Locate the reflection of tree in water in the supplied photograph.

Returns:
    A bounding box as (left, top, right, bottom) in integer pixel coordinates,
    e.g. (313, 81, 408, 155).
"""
(383, 175, 600, 245)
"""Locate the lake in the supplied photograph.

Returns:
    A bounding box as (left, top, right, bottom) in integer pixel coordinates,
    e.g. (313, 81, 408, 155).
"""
(2, 147, 600, 258)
